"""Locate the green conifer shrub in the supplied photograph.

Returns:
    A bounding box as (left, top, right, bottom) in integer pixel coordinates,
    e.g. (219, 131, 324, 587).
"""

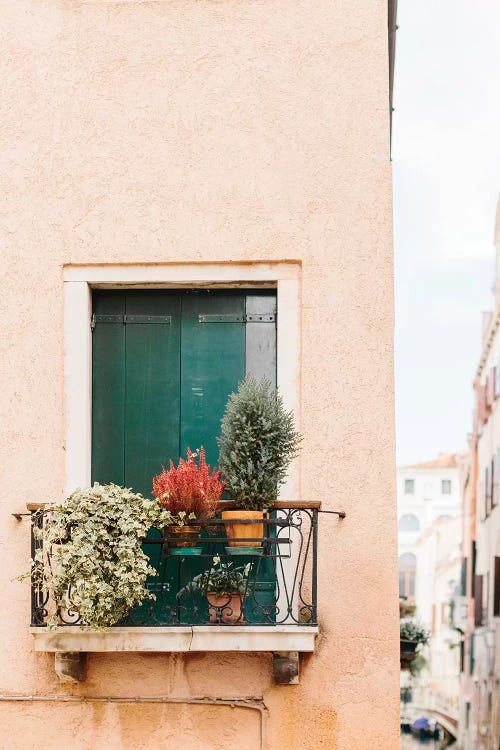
(217, 377, 302, 511)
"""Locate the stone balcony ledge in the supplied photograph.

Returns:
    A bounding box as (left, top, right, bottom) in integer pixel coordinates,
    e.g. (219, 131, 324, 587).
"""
(31, 624, 319, 654)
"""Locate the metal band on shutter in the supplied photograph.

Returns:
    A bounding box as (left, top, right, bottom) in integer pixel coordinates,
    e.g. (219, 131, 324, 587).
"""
(92, 314, 172, 329)
(198, 313, 275, 323)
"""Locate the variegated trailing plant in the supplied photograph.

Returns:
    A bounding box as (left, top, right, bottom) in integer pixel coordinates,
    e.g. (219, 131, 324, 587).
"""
(26, 483, 172, 629)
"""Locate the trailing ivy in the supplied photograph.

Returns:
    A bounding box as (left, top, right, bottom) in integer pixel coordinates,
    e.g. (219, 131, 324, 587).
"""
(31, 484, 172, 629)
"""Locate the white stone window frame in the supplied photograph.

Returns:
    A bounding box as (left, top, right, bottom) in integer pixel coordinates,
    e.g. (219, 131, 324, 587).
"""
(63, 262, 302, 498)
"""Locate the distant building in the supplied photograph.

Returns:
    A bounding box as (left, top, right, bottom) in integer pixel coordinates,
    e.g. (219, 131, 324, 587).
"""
(458, 201, 500, 750)
(411, 514, 463, 729)
(398, 455, 463, 740)
(398, 454, 462, 626)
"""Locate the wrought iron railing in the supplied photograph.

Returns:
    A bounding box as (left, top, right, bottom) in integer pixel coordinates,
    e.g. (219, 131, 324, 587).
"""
(30, 502, 319, 628)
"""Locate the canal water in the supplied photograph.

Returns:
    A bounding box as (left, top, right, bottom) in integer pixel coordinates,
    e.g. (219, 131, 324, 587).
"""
(400, 734, 446, 749)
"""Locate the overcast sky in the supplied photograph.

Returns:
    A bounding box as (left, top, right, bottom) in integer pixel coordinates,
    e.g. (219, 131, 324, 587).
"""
(393, 0, 500, 466)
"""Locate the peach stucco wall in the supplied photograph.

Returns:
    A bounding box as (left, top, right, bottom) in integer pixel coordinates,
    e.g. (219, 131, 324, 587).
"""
(0, 0, 398, 748)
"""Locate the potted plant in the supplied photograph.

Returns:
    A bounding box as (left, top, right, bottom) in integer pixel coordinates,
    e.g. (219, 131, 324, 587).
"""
(217, 377, 301, 553)
(399, 598, 417, 618)
(400, 619, 429, 669)
(177, 556, 251, 623)
(25, 483, 172, 629)
(152, 447, 225, 555)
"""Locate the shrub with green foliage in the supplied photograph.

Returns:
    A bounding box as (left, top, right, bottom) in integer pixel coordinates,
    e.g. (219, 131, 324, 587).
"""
(217, 377, 302, 511)
(409, 653, 427, 677)
(400, 619, 429, 645)
(30, 484, 172, 629)
(177, 556, 250, 598)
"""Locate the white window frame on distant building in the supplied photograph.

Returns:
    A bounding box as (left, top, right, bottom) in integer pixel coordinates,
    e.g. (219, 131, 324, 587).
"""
(441, 479, 452, 495)
(404, 478, 415, 495)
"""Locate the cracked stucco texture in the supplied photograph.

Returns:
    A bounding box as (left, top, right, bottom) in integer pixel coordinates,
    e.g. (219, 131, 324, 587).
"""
(0, 0, 398, 748)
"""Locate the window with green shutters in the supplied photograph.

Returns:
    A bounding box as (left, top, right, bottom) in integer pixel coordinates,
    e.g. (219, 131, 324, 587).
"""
(92, 289, 276, 485)
(91, 288, 277, 624)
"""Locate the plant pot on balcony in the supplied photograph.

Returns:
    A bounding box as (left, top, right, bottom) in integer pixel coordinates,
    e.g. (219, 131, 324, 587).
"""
(400, 639, 419, 669)
(153, 447, 225, 557)
(217, 377, 302, 556)
(221, 510, 265, 554)
(399, 620, 428, 670)
(207, 592, 245, 623)
(165, 524, 202, 555)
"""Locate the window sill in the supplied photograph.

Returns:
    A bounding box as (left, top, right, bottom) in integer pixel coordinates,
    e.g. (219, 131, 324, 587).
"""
(30, 625, 319, 654)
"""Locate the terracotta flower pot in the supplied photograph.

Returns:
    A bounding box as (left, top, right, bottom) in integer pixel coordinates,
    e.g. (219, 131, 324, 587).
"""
(166, 524, 201, 548)
(207, 592, 245, 623)
(221, 510, 265, 547)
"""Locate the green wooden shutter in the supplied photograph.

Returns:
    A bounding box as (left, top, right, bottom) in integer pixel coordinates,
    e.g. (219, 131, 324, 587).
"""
(92, 291, 182, 621)
(92, 292, 126, 486)
(180, 291, 246, 467)
(92, 291, 181, 496)
(243, 292, 277, 623)
(93, 289, 277, 486)
(91, 288, 277, 625)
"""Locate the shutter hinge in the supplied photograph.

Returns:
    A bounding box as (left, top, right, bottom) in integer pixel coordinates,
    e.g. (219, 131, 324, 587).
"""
(246, 314, 276, 323)
(198, 313, 275, 323)
(125, 315, 172, 324)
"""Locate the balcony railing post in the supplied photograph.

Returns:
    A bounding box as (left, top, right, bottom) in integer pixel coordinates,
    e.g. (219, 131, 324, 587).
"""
(31, 509, 45, 626)
(30, 510, 36, 626)
(311, 509, 318, 625)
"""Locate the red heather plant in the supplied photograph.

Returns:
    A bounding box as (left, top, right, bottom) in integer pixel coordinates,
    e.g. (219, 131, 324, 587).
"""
(152, 448, 225, 523)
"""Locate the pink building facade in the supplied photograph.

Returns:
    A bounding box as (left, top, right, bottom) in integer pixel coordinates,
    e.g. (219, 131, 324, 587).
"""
(1, 1, 398, 748)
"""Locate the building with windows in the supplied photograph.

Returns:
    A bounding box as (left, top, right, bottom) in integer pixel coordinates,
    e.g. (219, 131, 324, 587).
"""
(1, 1, 398, 748)
(458, 199, 500, 750)
(398, 455, 463, 740)
(398, 455, 462, 623)
(408, 514, 463, 729)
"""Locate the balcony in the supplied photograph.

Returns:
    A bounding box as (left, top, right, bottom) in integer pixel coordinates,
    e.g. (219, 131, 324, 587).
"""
(27, 501, 320, 681)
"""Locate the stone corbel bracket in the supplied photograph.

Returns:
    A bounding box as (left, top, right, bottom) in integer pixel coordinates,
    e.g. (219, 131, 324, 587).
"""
(272, 651, 299, 685)
(32, 626, 318, 684)
(54, 652, 87, 683)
